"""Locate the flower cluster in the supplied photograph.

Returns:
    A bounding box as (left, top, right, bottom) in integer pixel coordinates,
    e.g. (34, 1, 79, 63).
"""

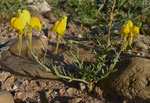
(119, 20, 139, 51)
(10, 9, 42, 55)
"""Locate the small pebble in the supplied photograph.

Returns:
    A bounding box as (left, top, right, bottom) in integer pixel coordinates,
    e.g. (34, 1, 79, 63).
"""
(12, 85, 18, 91)
(78, 34, 82, 39)
(127, 50, 132, 54)
(79, 83, 86, 91)
(137, 53, 140, 56)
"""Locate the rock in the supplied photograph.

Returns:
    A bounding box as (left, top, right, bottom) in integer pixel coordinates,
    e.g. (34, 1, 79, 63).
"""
(59, 89, 65, 96)
(101, 57, 150, 102)
(30, 12, 44, 22)
(28, 0, 51, 12)
(89, 99, 103, 103)
(27, 0, 33, 3)
(0, 71, 11, 83)
(68, 97, 82, 103)
(1, 76, 15, 91)
(15, 91, 37, 101)
(79, 82, 86, 91)
(67, 88, 78, 95)
(0, 35, 56, 79)
(4, 35, 48, 58)
(0, 54, 56, 79)
(45, 11, 56, 21)
(0, 90, 15, 103)
(94, 86, 103, 96)
(133, 41, 148, 51)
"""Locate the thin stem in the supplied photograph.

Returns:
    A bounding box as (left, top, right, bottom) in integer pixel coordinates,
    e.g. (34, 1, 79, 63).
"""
(28, 30, 32, 52)
(55, 34, 61, 53)
(24, 34, 51, 72)
(18, 32, 22, 56)
(56, 73, 89, 84)
(107, 0, 116, 42)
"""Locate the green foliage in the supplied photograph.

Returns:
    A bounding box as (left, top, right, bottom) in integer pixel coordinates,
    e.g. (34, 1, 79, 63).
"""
(114, 0, 150, 25)
(0, 0, 28, 22)
(47, 0, 150, 27)
(67, 40, 120, 84)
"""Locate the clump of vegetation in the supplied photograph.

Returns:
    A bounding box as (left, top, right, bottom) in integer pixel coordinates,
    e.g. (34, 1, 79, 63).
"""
(47, 0, 150, 27)
(0, 0, 28, 22)
(5, 0, 148, 92)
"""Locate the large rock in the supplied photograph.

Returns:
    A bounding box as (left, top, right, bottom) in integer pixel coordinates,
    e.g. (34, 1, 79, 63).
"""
(0, 35, 56, 79)
(0, 90, 14, 103)
(28, 0, 51, 12)
(101, 57, 150, 102)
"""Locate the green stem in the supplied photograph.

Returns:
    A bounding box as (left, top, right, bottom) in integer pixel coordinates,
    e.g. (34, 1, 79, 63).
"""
(123, 36, 127, 51)
(28, 30, 32, 52)
(18, 32, 22, 56)
(56, 72, 89, 84)
(24, 35, 51, 72)
(55, 34, 61, 53)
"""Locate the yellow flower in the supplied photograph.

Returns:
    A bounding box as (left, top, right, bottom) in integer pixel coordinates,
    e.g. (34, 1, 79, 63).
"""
(119, 20, 140, 51)
(10, 9, 31, 31)
(17, 9, 30, 26)
(51, 15, 67, 35)
(10, 17, 24, 31)
(125, 20, 133, 28)
(130, 26, 139, 35)
(30, 17, 42, 30)
(119, 25, 129, 36)
(10, 9, 31, 55)
(51, 15, 68, 53)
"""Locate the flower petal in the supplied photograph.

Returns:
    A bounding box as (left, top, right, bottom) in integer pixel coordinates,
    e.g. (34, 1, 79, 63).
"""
(119, 25, 129, 35)
(13, 18, 25, 31)
(19, 9, 30, 26)
(125, 20, 133, 28)
(130, 26, 139, 35)
(51, 15, 67, 35)
(30, 17, 42, 30)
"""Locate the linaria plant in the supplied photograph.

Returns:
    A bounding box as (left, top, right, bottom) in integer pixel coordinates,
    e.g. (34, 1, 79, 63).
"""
(10, 9, 30, 55)
(119, 20, 139, 51)
(10, 9, 42, 55)
(51, 15, 67, 53)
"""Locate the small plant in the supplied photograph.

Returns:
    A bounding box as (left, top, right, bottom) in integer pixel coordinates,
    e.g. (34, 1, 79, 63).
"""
(119, 20, 139, 51)
(10, 9, 42, 55)
(66, 40, 121, 91)
(51, 15, 67, 53)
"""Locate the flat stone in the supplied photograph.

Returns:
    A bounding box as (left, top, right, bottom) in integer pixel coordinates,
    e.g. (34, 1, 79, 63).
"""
(28, 0, 51, 12)
(101, 57, 150, 102)
(133, 41, 148, 51)
(0, 35, 56, 79)
(1, 76, 15, 91)
(0, 90, 14, 103)
(0, 71, 11, 82)
(0, 54, 56, 79)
